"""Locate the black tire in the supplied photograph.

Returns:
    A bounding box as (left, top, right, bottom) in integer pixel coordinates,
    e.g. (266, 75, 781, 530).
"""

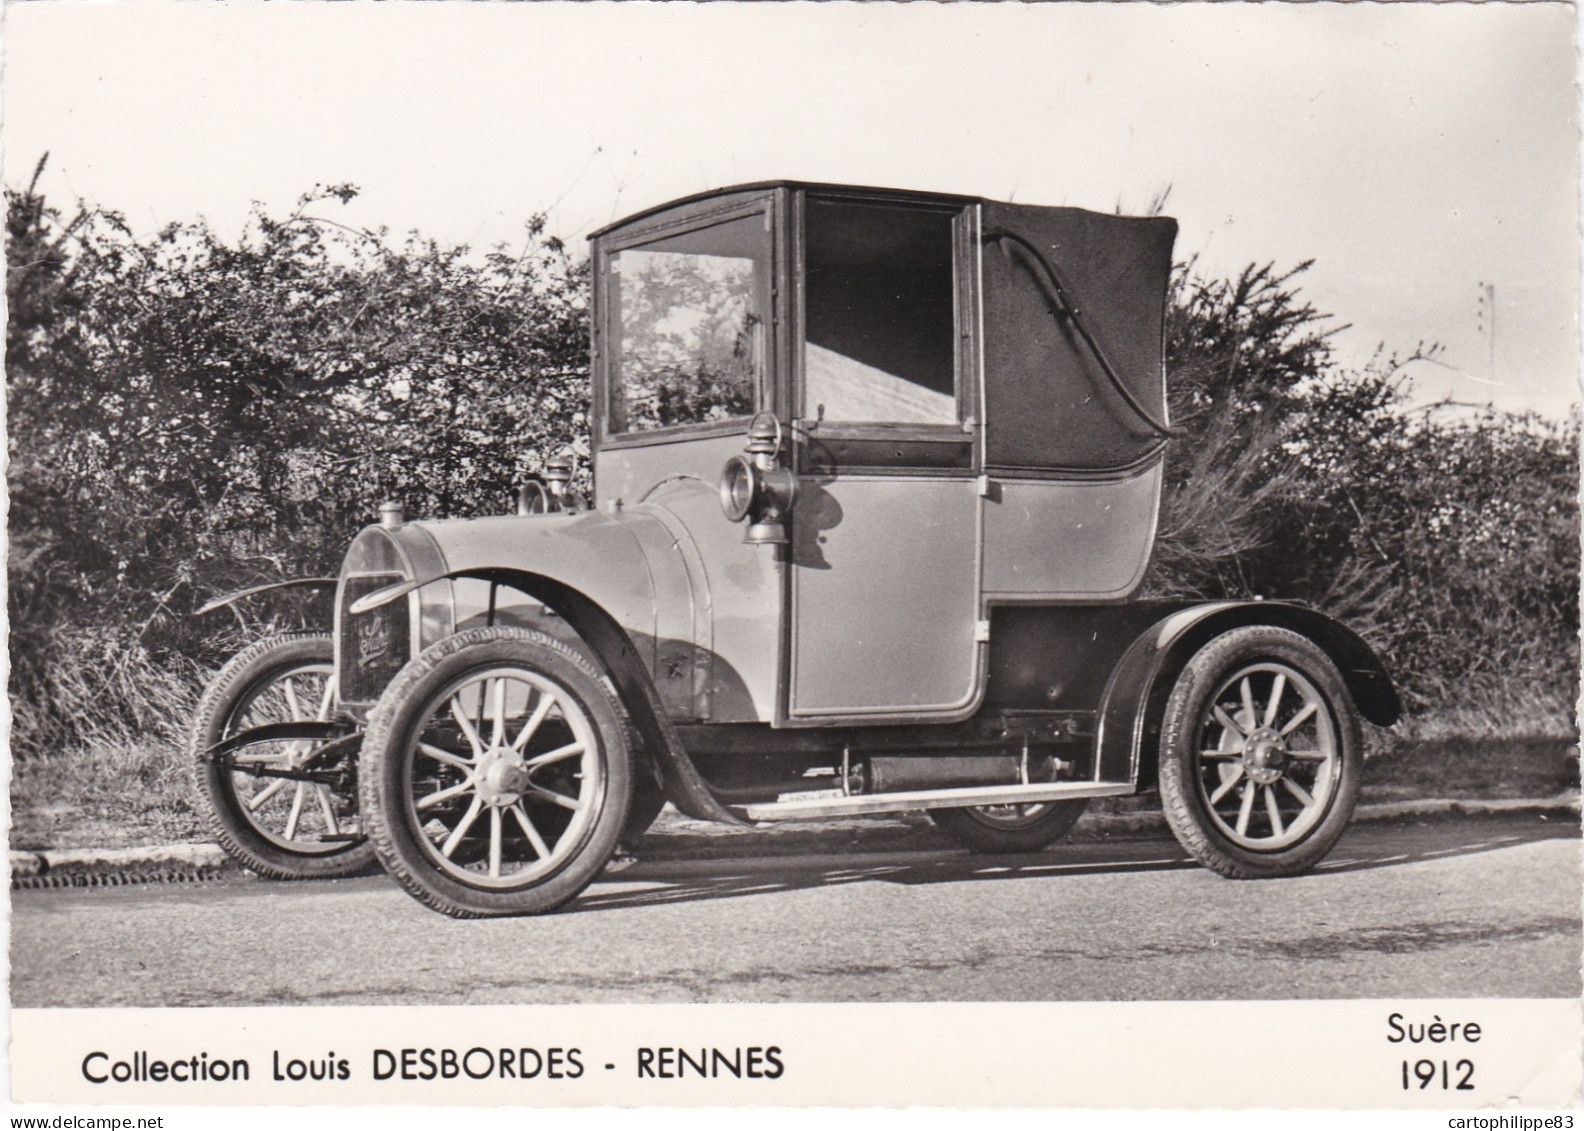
(359, 627, 631, 918)
(1158, 626, 1362, 878)
(929, 799, 1090, 853)
(190, 634, 375, 880)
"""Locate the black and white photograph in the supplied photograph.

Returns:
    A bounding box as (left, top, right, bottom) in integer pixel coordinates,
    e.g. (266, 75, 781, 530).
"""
(4, 0, 1580, 1117)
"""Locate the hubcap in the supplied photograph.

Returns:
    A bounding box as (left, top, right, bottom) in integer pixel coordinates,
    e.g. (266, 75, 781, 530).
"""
(475, 748, 532, 806)
(1242, 727, 1287, 784)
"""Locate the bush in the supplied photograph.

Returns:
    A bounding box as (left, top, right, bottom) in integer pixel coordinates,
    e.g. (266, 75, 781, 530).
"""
(7, 164, 588, 754)
(1146, 257, 1578, 725)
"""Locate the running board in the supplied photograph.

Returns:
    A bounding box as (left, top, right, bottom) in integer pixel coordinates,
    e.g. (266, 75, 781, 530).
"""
(739, 780, 1134, 821)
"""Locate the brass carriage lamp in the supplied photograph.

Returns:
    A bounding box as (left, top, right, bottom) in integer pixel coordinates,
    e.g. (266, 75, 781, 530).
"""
(719, 414, 797, 545)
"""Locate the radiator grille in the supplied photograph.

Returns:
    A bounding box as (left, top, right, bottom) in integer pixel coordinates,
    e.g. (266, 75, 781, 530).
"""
(339, 573, 409, 703)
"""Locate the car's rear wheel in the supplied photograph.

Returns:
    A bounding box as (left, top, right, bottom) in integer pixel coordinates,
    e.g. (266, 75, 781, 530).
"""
(929, 799, 1089, 853)
(359, 627, 631, 918)
(1158, 626, 1361, 878)
(191, 634, 374, 879)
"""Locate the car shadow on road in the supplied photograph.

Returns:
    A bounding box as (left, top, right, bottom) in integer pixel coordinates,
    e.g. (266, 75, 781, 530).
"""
(573, 814, 1576, 915)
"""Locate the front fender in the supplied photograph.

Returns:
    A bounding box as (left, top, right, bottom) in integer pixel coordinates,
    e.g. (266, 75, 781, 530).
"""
(1094, 601, 1400, 788)
(342, 512, 742, 826)
(419, 510, 655, 615)
(356, 510, 671, 674)
(194, 577, 338, 618)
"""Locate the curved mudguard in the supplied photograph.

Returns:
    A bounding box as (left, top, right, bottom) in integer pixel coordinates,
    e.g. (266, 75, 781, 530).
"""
(194, 578, 339, 617)
(201, 719, 357, 762)
(1095, 601, 1400, 788)
(350, 566, 746, 827)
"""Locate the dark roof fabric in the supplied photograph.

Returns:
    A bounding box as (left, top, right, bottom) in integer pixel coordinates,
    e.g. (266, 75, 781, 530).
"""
(981, 201, 1177, 474)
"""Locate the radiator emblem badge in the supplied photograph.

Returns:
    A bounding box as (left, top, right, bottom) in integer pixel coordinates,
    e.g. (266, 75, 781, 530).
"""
(356, 614, 393, 666)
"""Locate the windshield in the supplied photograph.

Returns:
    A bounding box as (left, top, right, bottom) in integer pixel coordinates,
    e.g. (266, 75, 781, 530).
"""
(608, 213, 766, 435)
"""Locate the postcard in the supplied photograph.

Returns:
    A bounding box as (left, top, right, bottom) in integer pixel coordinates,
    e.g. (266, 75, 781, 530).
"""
(5, 1, 1579, 1122)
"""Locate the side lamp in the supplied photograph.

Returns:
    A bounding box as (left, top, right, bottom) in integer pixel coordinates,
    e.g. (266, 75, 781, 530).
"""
(718, 414, 797, 546)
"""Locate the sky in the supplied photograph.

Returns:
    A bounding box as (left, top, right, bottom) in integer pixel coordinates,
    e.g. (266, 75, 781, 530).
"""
(3, 1, 1579, 419)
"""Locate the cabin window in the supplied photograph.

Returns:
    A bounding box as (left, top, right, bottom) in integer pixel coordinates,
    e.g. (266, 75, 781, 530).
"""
(609, 213, 766, 434)
(803, 200, 957, 426)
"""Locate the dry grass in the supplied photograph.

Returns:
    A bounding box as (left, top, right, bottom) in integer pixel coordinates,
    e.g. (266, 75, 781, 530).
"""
(10, 737, 203, 850)
(9, 633, 214, 849)
(1378, 679, 1577, 753)
(1366, 733, 1579, 803)
(11, 626, 209, 760)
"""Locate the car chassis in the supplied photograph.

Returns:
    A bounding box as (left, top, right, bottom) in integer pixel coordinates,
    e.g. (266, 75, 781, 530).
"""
(192, 182, 1400, 918)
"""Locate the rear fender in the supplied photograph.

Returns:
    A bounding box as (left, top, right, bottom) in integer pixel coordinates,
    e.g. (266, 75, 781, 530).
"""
(1095, 601, 1401, 789)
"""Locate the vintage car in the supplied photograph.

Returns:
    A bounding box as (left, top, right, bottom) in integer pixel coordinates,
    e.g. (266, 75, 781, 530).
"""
(191, 181, 1400, 918)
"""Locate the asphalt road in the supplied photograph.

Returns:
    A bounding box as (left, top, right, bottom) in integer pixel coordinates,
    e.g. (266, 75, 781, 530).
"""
(10, 812, 1579, 1006)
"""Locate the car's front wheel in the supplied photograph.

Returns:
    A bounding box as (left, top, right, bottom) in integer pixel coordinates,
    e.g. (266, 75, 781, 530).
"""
(190, 634, 374, 879)
(359, 627, 631, 918)
(1158, 626, 1362, 878)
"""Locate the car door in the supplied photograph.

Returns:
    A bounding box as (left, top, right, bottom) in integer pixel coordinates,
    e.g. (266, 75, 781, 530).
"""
(784, 193, 984, 723)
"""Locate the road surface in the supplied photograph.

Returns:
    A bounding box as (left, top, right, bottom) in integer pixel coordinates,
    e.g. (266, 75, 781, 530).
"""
(10, 812, 1579, 1006)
